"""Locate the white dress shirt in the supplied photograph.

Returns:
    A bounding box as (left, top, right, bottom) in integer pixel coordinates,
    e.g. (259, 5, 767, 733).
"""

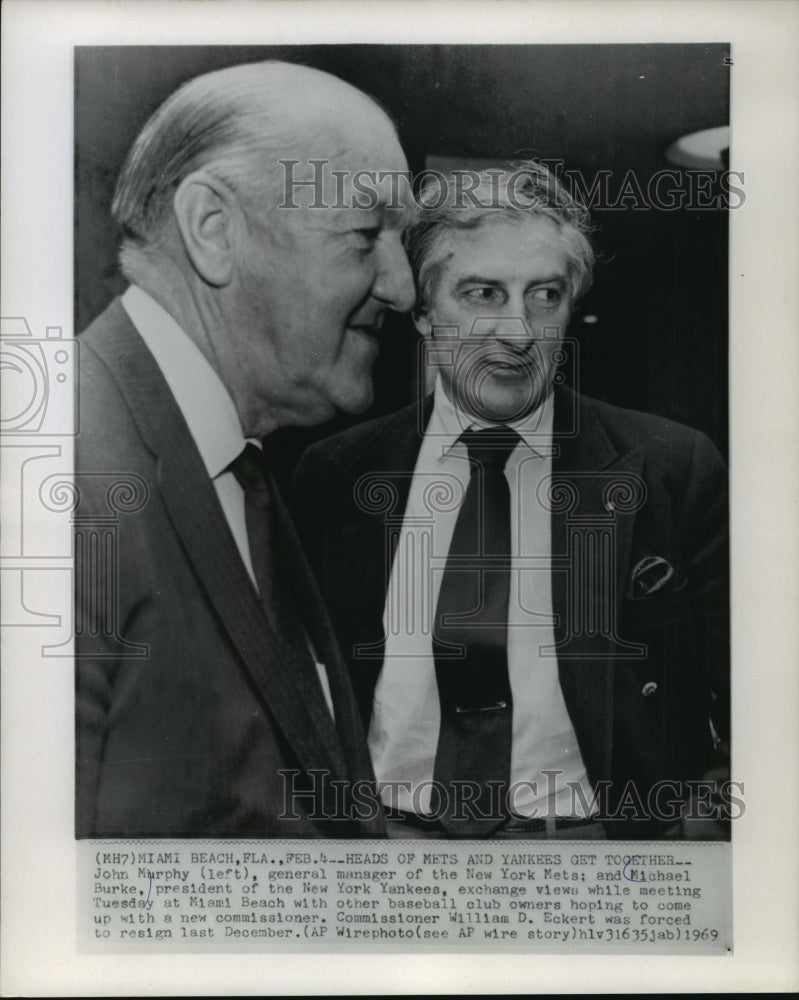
(368, 375, 595, 818)
(121, 286, 334, 716)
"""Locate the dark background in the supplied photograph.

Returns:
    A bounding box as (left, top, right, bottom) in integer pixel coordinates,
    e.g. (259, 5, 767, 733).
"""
(75, 44, 729, 467)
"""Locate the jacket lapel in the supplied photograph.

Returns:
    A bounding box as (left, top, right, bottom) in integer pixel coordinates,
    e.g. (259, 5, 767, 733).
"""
(272, 486, 377, 788)
(323, 383, 646, 788)
(90, 302, 351, 785)
(320, 397, 432, 720)
(551, 386, 644, 784)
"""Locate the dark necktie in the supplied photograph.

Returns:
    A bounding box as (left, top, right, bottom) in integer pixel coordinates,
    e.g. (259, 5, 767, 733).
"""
(228, 443, 309, 655)
(432, 426, 520, 836)
(229, 443, 380, 828)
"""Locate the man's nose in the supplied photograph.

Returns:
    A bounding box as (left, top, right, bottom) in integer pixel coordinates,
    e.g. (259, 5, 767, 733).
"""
(372, 234, 416, 313)
(490, 309, 536, 349)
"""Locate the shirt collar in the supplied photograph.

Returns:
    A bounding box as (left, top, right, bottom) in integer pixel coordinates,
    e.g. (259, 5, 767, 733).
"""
(429, 373, 554, 458)
(121, 285, 249, 478)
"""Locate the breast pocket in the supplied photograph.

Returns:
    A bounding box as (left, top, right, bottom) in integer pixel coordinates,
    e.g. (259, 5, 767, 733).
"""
(616, 580, 709, 784)
(622, 578, 691, 629)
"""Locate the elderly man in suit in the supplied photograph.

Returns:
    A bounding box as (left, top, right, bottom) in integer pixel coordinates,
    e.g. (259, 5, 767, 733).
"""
(75, 61, 415, 837)
(294, 161, 730, 840)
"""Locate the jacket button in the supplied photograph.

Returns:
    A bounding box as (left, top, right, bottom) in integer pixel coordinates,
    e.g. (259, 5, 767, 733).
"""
(642, 681, 658, 697)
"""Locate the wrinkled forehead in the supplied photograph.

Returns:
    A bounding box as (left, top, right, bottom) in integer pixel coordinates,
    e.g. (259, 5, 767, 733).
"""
(437, 214, 572, 276)
(274, 107, 414, 217)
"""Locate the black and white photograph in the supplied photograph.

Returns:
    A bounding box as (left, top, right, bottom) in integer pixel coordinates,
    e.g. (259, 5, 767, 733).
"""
(75, 42, 732, 842)
(2, 0, 798, 994)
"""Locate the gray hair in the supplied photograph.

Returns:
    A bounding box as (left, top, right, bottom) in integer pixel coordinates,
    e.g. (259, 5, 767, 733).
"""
(112, 60, 388, 278)
(406, 160, 594, 313)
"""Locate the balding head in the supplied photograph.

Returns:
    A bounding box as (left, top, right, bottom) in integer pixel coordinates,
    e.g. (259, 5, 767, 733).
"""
(113, 60, 398, 257)
(110, 59, 414, 436)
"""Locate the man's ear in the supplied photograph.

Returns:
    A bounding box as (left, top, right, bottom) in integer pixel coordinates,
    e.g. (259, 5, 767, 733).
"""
(413, 308, 432, 338)
(172, 171, 238, 286)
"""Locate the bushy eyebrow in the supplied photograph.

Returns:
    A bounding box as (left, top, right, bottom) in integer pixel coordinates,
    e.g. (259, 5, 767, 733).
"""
(455, 275, 502, 288)
(454, 274, 568, 289)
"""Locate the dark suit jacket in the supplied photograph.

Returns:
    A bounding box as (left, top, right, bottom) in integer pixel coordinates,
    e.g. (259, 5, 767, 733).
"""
(293, 387, 730, 838)
(75, 298, 384, 838)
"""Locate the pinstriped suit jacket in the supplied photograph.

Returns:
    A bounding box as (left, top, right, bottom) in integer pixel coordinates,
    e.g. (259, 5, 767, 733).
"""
(75, 298, 384, 838)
